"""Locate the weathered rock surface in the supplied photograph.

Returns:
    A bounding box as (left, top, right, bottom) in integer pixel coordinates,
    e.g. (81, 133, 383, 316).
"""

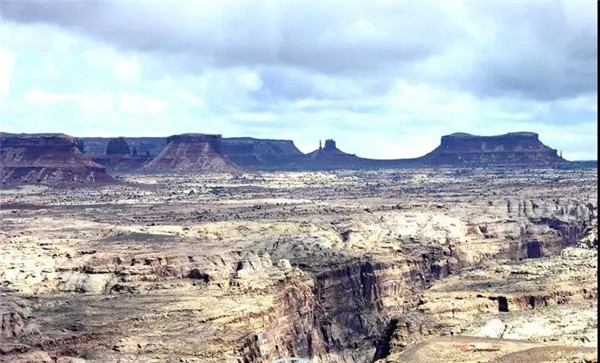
(90, 137, 150, 173)
(0, 133, 115, 186)
(105, 137, 130, 155)
(140, 134, 242, 174)
(79, 137, 166, 158)
(418, 132, 567, 166)
(0, 166, 596, 362)
(79, 131, 573, 171)
(80, 136, 305, 170)
(222, 137, 303, 170)
(376, 246, 597, 362)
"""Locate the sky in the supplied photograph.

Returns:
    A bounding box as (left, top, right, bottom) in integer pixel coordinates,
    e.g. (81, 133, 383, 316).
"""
(0, 1, 597, 160)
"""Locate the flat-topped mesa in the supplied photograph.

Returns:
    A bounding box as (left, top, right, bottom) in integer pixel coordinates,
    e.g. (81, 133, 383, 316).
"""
(166, 133, 224, 153)
(141, 133, 242, 174)
(222, 137, 303, 170)
(0, 132, 115, 186)
(419, 132, 567, 165)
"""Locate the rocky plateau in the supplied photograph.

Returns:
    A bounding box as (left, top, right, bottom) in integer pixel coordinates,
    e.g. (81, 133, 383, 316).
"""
(0, 164, 596, 362)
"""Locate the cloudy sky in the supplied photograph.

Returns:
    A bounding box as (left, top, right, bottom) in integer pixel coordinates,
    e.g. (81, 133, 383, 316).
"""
(0, 1, 597, 159)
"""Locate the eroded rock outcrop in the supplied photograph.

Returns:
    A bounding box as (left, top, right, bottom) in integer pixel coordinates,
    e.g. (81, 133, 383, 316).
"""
(0, 167, 595, 362)
(288, 139, 371, 170)
(141, 134, 242, 174)
(375, 245, 598, 362)
(79, 137, 166, 158)
(0, 132, 115, 186)
(419, 132, 566, 165)
(105, 137, 130, 155)
(91, 137, 150, 173)
(222, 137, 303, 170)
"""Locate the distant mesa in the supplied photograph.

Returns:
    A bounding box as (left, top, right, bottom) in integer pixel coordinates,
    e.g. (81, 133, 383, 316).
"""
(140, 133, 242, 174)
(418, 132, 567, 165)
(71, 130, 574, 173)
(0, 132, 115, 186)
(79, 137, 166, 158)
(222, 137, 303, 170)
(79, 136, 304, 171)
(89, 137, 150, 173)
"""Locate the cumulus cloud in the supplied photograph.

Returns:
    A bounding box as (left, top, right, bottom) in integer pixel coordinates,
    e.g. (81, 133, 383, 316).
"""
(0, 0, 597, 159)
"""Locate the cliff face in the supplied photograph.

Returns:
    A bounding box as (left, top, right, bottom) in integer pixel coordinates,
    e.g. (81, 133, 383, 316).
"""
(80, 136, 304, 170)
(91, 137, 150, 173)
(0, 132, 115, 186)
(419, 132, 566, 165)
(105, 137, 130, 155)
(140, 133, 242, 174)
(79, 131, 570, 171)
(79, 137, 166, 157)
(221, 137, 303, 169)
(0, 167, 595, 362)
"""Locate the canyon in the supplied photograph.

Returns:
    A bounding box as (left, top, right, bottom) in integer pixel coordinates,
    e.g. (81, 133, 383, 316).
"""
(0, 165, 596, 362)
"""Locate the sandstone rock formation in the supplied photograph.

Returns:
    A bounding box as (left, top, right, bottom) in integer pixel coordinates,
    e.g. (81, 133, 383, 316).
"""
(376, 245, 597, 362)
(0, 166, 595, 362)
(79, 137, 165, 158)
(140, 133, 242, 174)
(418, 132, 567, 166)
(0, 132, 115, 186)
(81, 136, 304, 170)
(288, 139, 371, 170)
(89, 137, 150, 173)
(78, 131, 572, 171)
(222, 137, 303, 170)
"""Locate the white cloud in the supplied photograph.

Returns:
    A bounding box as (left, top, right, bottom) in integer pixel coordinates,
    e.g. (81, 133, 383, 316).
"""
(25, 89, 83, 104)
(83, 48, 141, 83)
(118, 91, 166, 117)
(0, 2, 596, 160)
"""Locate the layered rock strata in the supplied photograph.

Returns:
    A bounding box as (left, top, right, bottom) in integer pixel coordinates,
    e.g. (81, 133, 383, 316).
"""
(90, 137, 150, 173)
(418, 132, 566, 166)
(0, 132, 114, 186)
(222, 137, 303, 170)
(0, 167, 595, 362)
(140, 134, 242, 174)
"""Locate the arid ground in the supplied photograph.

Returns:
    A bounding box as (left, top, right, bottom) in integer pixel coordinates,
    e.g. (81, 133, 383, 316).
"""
(1, 166, 597, 362)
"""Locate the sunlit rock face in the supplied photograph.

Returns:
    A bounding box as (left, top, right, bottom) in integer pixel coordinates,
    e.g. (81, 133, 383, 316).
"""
(140, 133, 242, 174)
(0, 132, 115, 186)
(419, 132, 567, 165)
